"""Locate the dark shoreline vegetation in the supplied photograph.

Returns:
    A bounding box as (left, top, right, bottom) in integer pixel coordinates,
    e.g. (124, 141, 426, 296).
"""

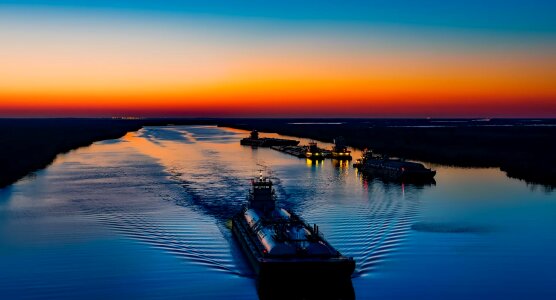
(1, 118, 555, 189)
(0, 118, 219, 189)
(216, 118, 556, 188)
(0, 119, 142, 189)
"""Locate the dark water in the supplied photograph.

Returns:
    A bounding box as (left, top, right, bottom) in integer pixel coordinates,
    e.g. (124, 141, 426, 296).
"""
(1, 125, 555, 299)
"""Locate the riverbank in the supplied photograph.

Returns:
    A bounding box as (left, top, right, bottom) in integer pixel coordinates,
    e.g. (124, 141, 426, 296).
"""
(0, 119, 143, 189)
(0, 118, 221, 189)
(217, 118, 556, 188)
(2, 118, 555, 189)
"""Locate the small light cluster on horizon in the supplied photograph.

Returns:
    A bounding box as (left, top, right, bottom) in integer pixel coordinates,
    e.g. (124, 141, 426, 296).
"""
(111, 116, 144, 120)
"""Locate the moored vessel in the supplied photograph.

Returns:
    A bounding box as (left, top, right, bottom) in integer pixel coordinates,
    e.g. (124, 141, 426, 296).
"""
(305, 142, 325, 160)
(231, 174, 355, 280)
(331, 137, 352, 160)
(354, 150, 436, 182)
(270, 145, 307, 158)
(240, 130, 300, 147)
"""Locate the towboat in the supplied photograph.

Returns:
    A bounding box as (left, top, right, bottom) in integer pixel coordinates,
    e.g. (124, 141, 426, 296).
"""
(231, 174, 355, 279)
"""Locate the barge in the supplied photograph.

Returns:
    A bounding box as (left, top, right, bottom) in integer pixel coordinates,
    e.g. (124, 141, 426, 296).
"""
(331, 137, 352, 160)
(354, 150, 436, 182)
(305, 142, 326, 160)
(270, 145, 306, 158)
(240, 130, 300, 147)
(231, 174, 355, 280)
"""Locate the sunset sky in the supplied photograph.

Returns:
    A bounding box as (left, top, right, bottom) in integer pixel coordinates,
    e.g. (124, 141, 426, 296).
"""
(1, 1, 555, 117)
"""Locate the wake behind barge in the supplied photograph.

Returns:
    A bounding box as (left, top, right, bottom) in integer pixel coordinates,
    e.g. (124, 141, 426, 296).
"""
(240, 130, 300, 147)
(232, 174, 355, 279)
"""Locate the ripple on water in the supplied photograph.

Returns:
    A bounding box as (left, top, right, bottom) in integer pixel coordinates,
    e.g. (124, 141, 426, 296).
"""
(0, 125, 431, 298)
(3, 125, 555, 299)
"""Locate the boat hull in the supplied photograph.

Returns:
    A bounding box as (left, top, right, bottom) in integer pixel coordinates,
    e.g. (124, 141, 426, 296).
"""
(305, 154, 325, 160)
(331, 153, 352, 160)
(241, 138, 299, 147)
(257, 275, 355, 300)
(270, 145, 307, 158)
(361, 165, 436, 182)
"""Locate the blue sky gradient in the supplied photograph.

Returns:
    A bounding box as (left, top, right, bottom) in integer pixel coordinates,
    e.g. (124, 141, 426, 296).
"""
(2, 0, 556, 33)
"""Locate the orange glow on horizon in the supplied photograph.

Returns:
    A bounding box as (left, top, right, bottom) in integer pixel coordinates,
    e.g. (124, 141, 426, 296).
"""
(2, 69, 555, 117)
(1, 10, 556, 117)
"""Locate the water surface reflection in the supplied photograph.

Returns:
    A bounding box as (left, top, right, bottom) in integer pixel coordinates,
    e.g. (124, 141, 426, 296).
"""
(0, 125, 554, 299)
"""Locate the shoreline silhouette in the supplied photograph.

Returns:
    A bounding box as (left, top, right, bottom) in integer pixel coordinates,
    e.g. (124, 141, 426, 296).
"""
(1, 118, 555, 189)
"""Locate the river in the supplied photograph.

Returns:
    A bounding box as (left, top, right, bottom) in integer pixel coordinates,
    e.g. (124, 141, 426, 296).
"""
(1, 125, 555, 299)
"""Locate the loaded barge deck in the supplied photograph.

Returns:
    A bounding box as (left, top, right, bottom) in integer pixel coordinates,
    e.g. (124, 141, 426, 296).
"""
(271, 138, 353, 161)
(231, 174, 355, 280)
(270, 145, 307, 158)
(354, 150, 436, 182)
(271, 142, 336, 160)
(240, 130, 300, 147)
